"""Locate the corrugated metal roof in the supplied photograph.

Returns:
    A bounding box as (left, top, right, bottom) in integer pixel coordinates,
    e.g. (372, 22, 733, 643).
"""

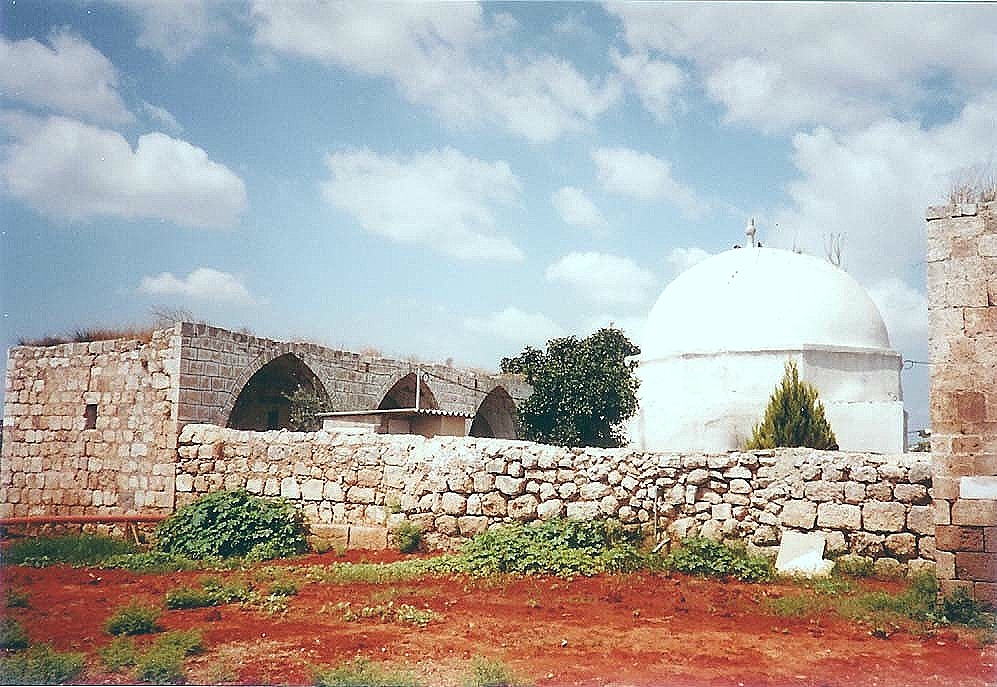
(318, 407, 475, 419)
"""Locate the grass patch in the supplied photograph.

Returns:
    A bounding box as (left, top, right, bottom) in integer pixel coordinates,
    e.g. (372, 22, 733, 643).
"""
(0, 617, 30, 650)
(102, 551, 208, 573)
(4, 534, 138, 567)
(100, 637, 138, 671)
(832, 554, 875, 578)
(392, 521, 423, 554)
(336, 601, 439, 627)
(4, 588, 30, 608)
(313, 658, 423, 687)
(464, 656, 530, 687)
(135, 630, 203, 683)
(663, 537, 774, 582)
(0, 644, 86, 684)
(300, 556, 461, 585)
(105, 601, 161, 636)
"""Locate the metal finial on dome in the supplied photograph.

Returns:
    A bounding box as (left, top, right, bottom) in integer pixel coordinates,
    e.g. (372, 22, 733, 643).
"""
(745, 218, 757, 248)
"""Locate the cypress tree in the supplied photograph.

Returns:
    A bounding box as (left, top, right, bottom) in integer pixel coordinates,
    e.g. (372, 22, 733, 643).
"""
(745, 361, 838, 450)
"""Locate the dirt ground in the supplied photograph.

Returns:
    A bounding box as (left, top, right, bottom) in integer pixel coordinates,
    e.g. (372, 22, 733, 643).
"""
(3, 550, 994, 686)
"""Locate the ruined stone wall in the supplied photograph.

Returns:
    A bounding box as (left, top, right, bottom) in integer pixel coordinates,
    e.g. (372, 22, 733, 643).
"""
(1, 328, 180, 517)
(177, 425, 935, 573)
(926, 201, 997, 602)
(176, 323, 527, 428)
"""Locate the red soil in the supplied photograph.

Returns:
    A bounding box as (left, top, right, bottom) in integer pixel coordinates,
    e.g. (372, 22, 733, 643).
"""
(3, 552, 994, 687)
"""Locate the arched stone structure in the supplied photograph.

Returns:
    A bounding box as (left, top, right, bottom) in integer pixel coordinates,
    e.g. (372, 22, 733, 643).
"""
(377, 372, 439, 410)
(470, 385, 519, 439)
(225, 352, 329, 430)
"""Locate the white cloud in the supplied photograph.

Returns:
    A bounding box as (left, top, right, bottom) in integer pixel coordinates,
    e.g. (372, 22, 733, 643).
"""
(464, 307, 564, 346)
(610, 49, 684, 121)
(139, 267, 257, 305)
(665, 247, 712, 277)
(545, 252, 657, 307)
(251, 2, 619, 143)
(110, 0, 218, 62)
(609, 3, 997, 131)
(0, 114, 248, 228)
(0, 32, 132, 124)
(771, 92, 997, 284)
(591, 146, 703, 217)
(322, 147, 524, 261)
(867, 277, 928, 358)
(551, 186, 607, 231)
(140, 102, 183, 134)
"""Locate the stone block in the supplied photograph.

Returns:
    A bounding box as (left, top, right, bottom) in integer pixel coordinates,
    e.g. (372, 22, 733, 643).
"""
(850, 533, 884, 557)
(508, 494, 539, 520)
(686, 468, 709, 485)
(780, 500, 817, 528)
(579, 482, 611, 500)
(873, 558, 904, 579)
(960, 476, 997, 500)
(936, 525, 984, 552)
(907, 462, 933, 484)
(935, 550, 956, 579)
(955, 552, 997, 582)
(817, 503, 861, 530)
(175, 473, 194, 492)
(711, 503, 732, 521)
(906, 505, 934, 535)
(457, 516, 489, 536)
(804, 481, 842, 502)
(280, 477, 300, 499)
(862, 502, 906, 532)
(884, 533, 917, 559)
(480, 492, 507, 517)
(346, 486, 375, 504)
(987, 527, 997, 553)
(893, 484, 929, 504)
(441, 492, 467, 516)
(495, 475, 525, 496)
(434, 515, 459, 536)
(566, 501, 600, 520)
(951, 499, 997, 526)
(843, 482, 865, 504)
(301, 478, 324, 501)
(537, 499, 564, 520)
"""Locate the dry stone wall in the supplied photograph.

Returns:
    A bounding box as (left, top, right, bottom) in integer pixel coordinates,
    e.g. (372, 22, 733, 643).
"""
(177, 425, 935, 573)
(1, 329, 180, 517)
(926, 201, 997, 602)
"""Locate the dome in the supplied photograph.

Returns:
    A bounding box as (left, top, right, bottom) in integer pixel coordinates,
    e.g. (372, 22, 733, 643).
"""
(642, 247, 893, 360)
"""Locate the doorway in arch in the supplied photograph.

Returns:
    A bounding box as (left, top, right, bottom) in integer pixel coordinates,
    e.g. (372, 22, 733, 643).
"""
(227, 353, 328, 430)
(470, 386, 519, 439)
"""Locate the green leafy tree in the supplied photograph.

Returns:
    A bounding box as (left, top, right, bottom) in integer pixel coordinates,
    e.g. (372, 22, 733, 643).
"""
(745, 361, 838, 450)
(501, 327, 640, 447)
(285, 385, 333, 431)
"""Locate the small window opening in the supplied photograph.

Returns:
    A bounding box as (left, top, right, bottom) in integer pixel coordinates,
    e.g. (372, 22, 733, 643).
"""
(84, 404, 98, 430)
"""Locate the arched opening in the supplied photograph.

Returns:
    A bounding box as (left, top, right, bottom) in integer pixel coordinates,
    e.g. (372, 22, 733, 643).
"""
(227, 353, 328, 430)
(378, 372, 438, 410)
(470, 386, 519, 439)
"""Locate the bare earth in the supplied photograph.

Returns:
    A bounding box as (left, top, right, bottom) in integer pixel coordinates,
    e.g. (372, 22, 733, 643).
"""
(4, 551, 994, 686)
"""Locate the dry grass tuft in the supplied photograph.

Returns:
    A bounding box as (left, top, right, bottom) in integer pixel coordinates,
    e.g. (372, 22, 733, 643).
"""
(949, 165, 997, 204)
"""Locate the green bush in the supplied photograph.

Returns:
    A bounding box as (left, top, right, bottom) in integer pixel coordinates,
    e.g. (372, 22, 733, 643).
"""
(663, 537, 774, 582)
(165, 586, 217, 610)
(458, 518, 649, 577)
(0, 617, 30, 650)
(0, 644, 86, 684)
(100, 637, 138, 671)
(941, 586, 995, 628)
(313, 658, 423, 687)
(155, 489, 308, 560)
(392, 522, 423, 554)
(5, 588, 30, 608)
(464, 656, 527, 687)
(105, 601, 161, 636)
(4, 534, 137, 567)
(135, 630, 203, 684)
(745, 361, 837, 450)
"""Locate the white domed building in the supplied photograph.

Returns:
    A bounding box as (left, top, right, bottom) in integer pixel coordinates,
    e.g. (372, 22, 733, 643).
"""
(630, 245, 906, 454)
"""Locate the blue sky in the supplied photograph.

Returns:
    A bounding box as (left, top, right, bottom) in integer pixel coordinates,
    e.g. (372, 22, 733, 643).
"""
(3, 2, 996, 434)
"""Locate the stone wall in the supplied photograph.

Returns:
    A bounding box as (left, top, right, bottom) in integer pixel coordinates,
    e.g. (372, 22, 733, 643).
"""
(926, 201, 997, 602)
(177, 425, 935, 573)
(1, 328, 180, 517)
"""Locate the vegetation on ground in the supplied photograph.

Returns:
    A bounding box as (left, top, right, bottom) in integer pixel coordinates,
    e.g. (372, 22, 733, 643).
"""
(3, 534, 138, 567)
(313, 658, 423, 687)
(501, 327, 641, 447)
(4, 588, 30, 608)
(464, 656, 530, 687)
(663, 537, 774, 582)
(392, 521, 423, 554)
(745, 360, 838, 450)
(0, 644, 86, 684)
(155, 489, 308, 560)
(0, 617, 30, 650)
(104, 601, 162, 636)
(135, 630, 204, 683)
(335, 600, 439, 627)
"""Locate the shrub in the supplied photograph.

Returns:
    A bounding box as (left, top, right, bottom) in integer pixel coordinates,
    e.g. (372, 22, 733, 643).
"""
(100, 637, 138, 671)
(5, 588, 30, 608)
(464, 656, 527, 687)
(135, 630, 203, 683)
(392, 522, 423, 554)
(105, 601, 161, 636)
(313, 658, 423, 687)
(165, 586, 217, 610)
(155, 489, 308, 560)
(663, 537, 774, 583)
(941, 586, 995, 628)
(458, 518, 649, 577)
(0, 644, 85, 684)
(0, 617, 30, 650)
(4, 534, 138, 567)
(745, 361, 837, 450)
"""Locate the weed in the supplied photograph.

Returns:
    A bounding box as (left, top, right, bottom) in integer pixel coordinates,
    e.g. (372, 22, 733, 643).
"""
(135, 630, 203, 684)
(102, 551, 205, 573)
(464, 656, 529, 687)
(337, 601, 439, 627)
(0, 617, 29, 650)
(663, 537, 774, 582)
(100, 637, 138, 671)
(940, 587, 995, 628)
(4, 588, 30, 608)
(268, 580, 299, 597)
(313, 658, 423, 687)
(832, 554, 875, 578)
(165, 586, 217, 610)
(105, 601, 161, 636)
(392, 521, 423, 554)
(200, 576, 253, 604)
(4, 534, 137, 567)
(0, 644, 85, 684)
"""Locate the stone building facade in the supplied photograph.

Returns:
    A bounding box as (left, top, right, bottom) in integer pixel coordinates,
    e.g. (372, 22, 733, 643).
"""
(926, 201, 997, 602)
(1, 323, 527, 518)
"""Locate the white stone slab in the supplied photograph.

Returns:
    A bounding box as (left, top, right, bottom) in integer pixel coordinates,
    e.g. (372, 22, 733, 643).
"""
(775, 531, 834, 577)
(960, 476, 997, 500)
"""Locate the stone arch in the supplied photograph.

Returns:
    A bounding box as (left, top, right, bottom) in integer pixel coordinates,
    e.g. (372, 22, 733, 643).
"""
(377, 372, 439, 410)
(470, 385, 519, 439)
(222, 349, 329, 430)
